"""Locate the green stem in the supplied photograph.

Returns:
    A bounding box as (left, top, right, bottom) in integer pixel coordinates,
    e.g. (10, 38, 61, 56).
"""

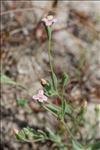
(48, 28, 52, 69)
(47, 26, 55, 90)
(62, 121, 74, 140)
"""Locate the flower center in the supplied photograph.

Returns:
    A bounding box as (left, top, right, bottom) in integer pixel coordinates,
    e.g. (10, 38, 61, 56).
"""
(38, 95, 43, 99)
(47, 15, 53, 21)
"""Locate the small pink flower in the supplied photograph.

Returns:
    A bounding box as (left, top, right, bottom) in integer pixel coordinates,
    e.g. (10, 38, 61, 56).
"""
(42, 15, 57, 26)
(32, 90, 48, 102)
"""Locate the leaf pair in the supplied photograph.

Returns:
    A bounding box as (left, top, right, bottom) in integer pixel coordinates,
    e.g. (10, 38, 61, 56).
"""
(43, 102, 73, 119)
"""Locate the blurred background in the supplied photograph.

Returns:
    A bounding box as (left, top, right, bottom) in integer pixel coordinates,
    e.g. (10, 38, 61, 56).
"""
(1, 1, 100, 150)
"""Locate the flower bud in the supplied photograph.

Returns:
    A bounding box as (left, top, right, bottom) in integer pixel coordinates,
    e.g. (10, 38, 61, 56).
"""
(81, 100, 87, 113)
(95, 104, 100, 113)
(41, 78, 47, 86)
(13, 128, 19, 135)
(83, 100, 87, 108)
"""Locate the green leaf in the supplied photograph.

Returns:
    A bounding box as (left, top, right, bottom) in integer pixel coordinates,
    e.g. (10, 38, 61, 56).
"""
(59, 101, 73, 121)
(1, 74, 27, 90)
(61, 72, 69, 88)
(52, 72, 58, 92)
(23, 127, 34, 138)
(60, 73, 69, 121)
(16, 127, 62, 147)
(44, 80, 52, 96)
(16, 127, 47, 142)
(44, 102, 73, 119)
(44, 103, 60, 117)
(86, 147, 92, 150)
(1, 74, 16, 85)
(16, 129, 26, 140)
(91, 141, 100, 150)
(65, 102, 73, 115)
(37, 130, 47, 137)
(16, 98, 27, 107)
(72, 140, 83, 150)
(60, 100, 66, 121)
(46, 127, 61, 144)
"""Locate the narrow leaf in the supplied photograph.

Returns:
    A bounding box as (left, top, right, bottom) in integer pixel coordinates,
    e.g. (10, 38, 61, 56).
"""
(16, 98, 27, 107)
(65, 102, 73, 115)
(16, 129, 26, 140)
(61, 100, 66, 121)
(61, 72, 69, 87)
(1, 74, 26, 89)
(43, 80, 52, 96)
(52, 72, 58, 92)
(1, 74, 16, 85)
(46, 127, 61, 143)
(44, 103, 60, 117)
(72, 140, 83, 150)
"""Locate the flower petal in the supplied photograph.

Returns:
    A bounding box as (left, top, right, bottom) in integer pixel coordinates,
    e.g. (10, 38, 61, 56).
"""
(38, 99, 44, 102)
(45, 21, 52, 26)
(32, 95, 38, 100)
(53, 18, 57, 23)
(42, 18, 47, 22)
(42, 15, 57, 26)
(38, 95, 48, 102)
(32, 90, 48, 102)
(38, 90, 44, 95)
(43, 95, 48, 101)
